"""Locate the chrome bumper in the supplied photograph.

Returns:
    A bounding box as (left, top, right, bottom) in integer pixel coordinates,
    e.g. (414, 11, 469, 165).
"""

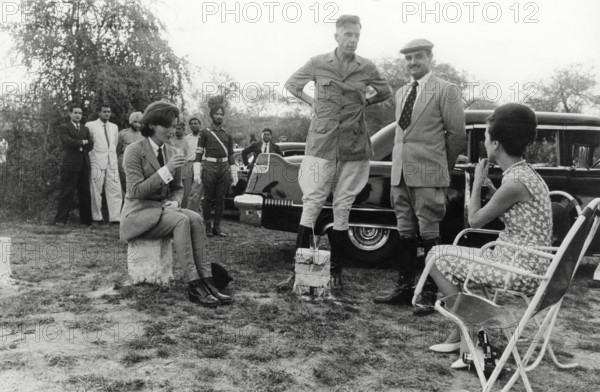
(234, 194, 264, 211)
(235, 194, 264, 227)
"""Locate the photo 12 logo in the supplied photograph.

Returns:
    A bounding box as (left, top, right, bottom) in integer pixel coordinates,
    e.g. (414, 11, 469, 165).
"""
(1, 0, 141, 24)
(200, 1, 340, 23)
(401, 1, 540, 23)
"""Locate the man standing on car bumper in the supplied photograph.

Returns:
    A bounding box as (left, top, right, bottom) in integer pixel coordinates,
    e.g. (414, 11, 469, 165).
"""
(281, 14, 391, 291)
(374, 39, 465, 314)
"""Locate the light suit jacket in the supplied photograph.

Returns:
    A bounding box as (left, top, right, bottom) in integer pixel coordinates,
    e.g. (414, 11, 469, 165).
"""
(86, 119, 119, 169)
(120, 138, 183, 241)
(391, 75, 466, 187)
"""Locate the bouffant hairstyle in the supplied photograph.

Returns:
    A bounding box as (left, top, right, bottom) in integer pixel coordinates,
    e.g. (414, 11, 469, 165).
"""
(487, 103, 537, 157)
(140, 101, 180, 137)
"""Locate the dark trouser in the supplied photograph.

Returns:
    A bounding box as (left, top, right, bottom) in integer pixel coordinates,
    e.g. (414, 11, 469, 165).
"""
(55, 161, 92, 225)
(201, 161, 230, 231)
(118, 156, 126, 195)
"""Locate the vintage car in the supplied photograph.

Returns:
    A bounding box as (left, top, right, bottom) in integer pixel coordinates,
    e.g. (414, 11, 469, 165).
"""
(235, 111, 600, 266)
(226, 142, 306, 210)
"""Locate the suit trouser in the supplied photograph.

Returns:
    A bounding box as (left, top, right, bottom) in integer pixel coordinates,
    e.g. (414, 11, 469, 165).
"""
(201, 161, 230, 230)
(141, 208, 210, 281)
(390, 175, 446, 240)
(299, 155, 370, 231)
(181, 161, 194, 209)
(90, 161, 122, 222)
(55, 161, 92, 224)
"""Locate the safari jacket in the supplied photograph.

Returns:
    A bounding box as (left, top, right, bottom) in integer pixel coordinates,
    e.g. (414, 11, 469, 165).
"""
(286, 50, 391, 161)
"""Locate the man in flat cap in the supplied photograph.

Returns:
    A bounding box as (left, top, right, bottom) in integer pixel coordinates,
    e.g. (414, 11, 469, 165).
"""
(283, 14, 392, 292)
(117, 111, 144, 195)
(374, 39, 465, 314)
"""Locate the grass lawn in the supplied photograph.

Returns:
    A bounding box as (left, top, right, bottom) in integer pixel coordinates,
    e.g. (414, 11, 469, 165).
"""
(1, 220, 600, 392)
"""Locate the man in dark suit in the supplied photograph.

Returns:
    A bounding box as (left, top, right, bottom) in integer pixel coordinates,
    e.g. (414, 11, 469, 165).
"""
(241, 128, 283, 169)
(54, 103, 94, 225)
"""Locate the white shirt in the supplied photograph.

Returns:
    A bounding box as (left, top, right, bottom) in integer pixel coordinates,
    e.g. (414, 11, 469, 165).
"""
(148, 138, 173, 184)
(402, 71, 433, 111)
(185, 133, 200, 161)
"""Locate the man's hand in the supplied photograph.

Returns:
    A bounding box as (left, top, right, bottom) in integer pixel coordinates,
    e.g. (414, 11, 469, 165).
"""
(230, 165, 238, 186)
(162, 201, 178, 210)
(166, 155, 186, 172)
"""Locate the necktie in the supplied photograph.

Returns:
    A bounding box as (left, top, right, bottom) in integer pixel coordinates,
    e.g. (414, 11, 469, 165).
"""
(398, 81, 418, 130)
(103, 123, 110, 147)
(263, 143, 268, 154)
(157, 146, 164, 166)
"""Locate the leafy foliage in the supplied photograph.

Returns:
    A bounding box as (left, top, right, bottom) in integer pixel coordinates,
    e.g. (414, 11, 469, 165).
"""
(526, 64, 600, 113)
(3, 0, 188, 126)
(0, 0, 188, 220)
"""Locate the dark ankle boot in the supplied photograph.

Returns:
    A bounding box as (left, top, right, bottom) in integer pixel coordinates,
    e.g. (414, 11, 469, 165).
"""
(413, 237, 441, 316)
(187, 279, 220, 308)
(373, 237, 418, 304)
(202, 277, 232, 304)
(329, 229, 347, 291)
(276, 225, 312, 291)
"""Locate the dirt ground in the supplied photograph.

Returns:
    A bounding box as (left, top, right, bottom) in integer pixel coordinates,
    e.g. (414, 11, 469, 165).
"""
(1, 218, 599, 392)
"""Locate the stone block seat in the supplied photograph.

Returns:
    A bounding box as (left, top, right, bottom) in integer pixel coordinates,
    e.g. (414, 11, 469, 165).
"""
(127, 237, 173, 285)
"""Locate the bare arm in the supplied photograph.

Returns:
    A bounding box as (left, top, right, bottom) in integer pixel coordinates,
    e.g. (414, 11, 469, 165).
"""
(468, 159, 530, 228)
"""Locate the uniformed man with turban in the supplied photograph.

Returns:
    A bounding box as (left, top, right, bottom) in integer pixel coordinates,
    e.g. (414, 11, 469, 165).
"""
(117, 111, 144, 194)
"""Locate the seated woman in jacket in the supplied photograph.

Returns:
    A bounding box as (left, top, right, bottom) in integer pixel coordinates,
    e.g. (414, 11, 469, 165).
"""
(418, 103, 552, 368)
(120, 101, 231, 308)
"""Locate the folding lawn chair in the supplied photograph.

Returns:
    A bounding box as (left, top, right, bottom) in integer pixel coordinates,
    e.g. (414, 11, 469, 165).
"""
(413, 197, 600, 392)
(420, 191, 584, 371)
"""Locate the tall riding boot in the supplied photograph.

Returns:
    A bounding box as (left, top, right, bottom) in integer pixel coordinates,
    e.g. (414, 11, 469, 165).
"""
(329, 229, 347, 291)
(373, 237, 418, 304)
(413, 237, 441, 316)
(276, 225, 312, 291)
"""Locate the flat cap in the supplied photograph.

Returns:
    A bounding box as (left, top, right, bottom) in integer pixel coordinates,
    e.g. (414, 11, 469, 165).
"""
(399, 38, 434, 54)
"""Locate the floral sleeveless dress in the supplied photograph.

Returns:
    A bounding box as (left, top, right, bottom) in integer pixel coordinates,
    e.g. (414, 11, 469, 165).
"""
(433, 161, 553, 296)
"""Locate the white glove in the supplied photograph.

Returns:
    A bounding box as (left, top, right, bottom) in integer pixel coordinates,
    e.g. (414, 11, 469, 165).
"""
(230, 164, 238, 186)
(193, 162, 202, 184)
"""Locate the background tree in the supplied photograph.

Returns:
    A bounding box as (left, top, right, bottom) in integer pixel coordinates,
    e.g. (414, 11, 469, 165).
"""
(0, 0, 188, 221)
(2, 0, 188, 126)
(526, 64, 600, 113)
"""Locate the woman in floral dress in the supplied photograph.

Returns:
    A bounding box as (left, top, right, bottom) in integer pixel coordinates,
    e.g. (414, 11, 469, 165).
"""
(423, 103, 552, 369)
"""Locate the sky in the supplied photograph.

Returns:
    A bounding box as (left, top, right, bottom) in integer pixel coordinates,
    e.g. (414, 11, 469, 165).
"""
(1, 0, 599, 110)
(152, 0, 600, 107)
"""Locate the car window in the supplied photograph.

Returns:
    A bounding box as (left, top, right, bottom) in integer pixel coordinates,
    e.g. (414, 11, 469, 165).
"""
(282, 149, 305, 157)
(524, 129, 558, 167)
(565, 129, 600, 168)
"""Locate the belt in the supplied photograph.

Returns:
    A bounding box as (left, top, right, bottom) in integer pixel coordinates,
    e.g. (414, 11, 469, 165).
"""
(203, 157, 228, 163)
